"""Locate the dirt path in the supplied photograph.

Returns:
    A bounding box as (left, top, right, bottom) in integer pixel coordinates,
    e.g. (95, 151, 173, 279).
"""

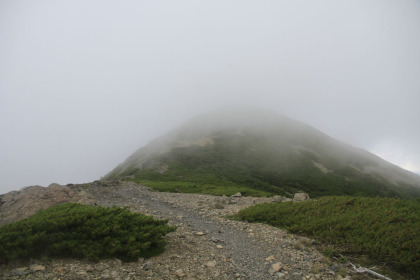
(1, 181, 361, 280)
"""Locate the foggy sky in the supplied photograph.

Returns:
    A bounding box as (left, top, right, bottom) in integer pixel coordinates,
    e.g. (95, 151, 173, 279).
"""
(1, 0, 419, 194)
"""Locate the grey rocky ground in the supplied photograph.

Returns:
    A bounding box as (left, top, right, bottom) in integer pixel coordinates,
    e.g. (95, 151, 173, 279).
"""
(1, 181, 372, 280)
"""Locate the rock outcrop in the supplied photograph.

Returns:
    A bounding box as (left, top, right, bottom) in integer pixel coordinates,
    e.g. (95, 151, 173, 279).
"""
(0, 183, 93, 226)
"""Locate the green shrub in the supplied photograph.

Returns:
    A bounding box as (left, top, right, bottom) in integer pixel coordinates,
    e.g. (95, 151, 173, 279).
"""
(0, 203, 176, 263)
(233, 196, 420, 279)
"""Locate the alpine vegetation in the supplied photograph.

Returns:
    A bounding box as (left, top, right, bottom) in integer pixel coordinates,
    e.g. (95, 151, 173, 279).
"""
(233, 196, 420, 279)
(0, 203, 176, 263)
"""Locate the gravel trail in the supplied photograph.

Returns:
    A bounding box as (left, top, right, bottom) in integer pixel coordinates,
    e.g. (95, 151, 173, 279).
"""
(110, 183, 276, 279)
(84, 181, 347, 280)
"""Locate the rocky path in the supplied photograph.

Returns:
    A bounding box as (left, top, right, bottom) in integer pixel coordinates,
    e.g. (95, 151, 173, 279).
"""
(90, 182, 291, 279)
(1, 181, 366, 280)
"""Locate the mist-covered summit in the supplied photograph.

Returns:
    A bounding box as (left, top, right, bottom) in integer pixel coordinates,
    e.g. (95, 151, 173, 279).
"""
(105, 109, 420, 198)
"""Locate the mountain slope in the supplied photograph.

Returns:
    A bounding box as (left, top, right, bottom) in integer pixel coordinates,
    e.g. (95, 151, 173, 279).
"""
(105, 109, 420, 198)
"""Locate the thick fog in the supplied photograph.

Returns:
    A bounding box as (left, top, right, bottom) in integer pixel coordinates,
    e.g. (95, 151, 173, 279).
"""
(1, 0, 419, 194)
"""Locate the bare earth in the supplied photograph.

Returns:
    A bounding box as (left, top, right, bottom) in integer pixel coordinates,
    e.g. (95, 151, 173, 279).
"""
(0, 181, 371, 280)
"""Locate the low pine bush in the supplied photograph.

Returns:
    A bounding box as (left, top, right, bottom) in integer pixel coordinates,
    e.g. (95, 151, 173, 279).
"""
(0, 203, 176, 263)
(233, 196, 420, 279)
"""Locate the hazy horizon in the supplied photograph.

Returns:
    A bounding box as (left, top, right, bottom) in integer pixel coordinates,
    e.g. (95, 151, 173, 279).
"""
(1, 0, 419, 194)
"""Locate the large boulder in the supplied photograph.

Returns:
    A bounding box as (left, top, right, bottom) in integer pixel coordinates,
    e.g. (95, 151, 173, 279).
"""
(293, 192, 310, 202)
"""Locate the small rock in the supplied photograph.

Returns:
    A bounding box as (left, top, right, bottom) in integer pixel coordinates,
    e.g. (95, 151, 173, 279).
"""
(205, 260, 217, 268)
(216, 244, 224, 249)
(175, 269, 186, 277)
(85, 265, 94, 272)
(300, 236, 313, 245)
(143, 260, 154, 270)
(228, 199, 238, 204)
(276, 272, 286, 278)
(265, 255, 275, 261)
(329, 263, 340, 272)
(55, 267, 65, 274)
(272, 262, 282, 272)
(231, 192, 242, 197)
(269, 262, 282, 274)
(15, 267, 27, 272)
(30, 265, 46, 271)
(210, 237, 223, 243)
(195, 231, 206, 236)
(213, 203, 225, 209)
(77, 270, 88, 276)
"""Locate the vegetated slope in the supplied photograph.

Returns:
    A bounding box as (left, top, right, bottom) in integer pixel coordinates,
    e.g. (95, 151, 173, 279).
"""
(233, 196, 420, 280)
(105, 109, 420, 198)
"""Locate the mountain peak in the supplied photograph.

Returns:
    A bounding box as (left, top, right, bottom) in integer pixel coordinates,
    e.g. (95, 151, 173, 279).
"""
(105, 109, 420, 198)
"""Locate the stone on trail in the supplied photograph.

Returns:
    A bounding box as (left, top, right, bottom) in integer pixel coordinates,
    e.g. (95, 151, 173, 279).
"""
(265, 255, 275, 261)
(276, 272, 286, 278)
(175, 269, 185, 277)
(205, 261, 217, 268)
(30, 265, 46, 272)
(143, 260, 154, 271)
(269, 262, 283, 274)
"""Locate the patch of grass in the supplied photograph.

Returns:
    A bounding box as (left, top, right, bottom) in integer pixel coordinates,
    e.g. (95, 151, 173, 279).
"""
(132, 180, 271, 196)
(233, 196, 420, 279)
(0, 203, 176, 263)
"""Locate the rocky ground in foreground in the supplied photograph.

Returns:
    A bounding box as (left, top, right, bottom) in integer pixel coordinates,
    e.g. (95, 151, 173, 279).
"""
(0, 181, 374, 280)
